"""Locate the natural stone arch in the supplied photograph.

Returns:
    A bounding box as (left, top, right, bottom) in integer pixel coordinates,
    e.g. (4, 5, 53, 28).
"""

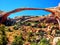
(0, 8, 41, 24)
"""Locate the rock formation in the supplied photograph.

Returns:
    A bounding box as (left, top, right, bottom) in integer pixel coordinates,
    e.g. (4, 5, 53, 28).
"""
(0, 8, 41, 25)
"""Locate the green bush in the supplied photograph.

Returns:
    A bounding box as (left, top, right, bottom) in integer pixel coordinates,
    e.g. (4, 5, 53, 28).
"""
(31, 42, 38, 45)
(13, 25, 19, 30)
(12, 34, 24, 45)
(0, 25, 7, 45)
(41, 24, 46, 28)
(39, 38, 50, 45)
(57, 39, 60, 45)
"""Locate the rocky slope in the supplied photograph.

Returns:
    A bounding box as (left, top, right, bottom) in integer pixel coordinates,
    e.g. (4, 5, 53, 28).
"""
(0, 14, 60, 45)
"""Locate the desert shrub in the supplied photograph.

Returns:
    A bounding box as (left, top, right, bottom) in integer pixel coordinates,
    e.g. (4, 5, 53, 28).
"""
(13, 25, 19, 30)
(37, 23, 46, 28)
(39, 38, 50, 45)
(0, 35, 3, 45)
(57, 39, 60, 45)
(24, 21, 38, 27)
(37, 30, 46, 37)
(31, 42, 38, 45)
(56, 30, 60, 34)
(0, 25, 7, 45)
(41, 24, 46, 28)
(12, 34, 24, 45)
(55, 30, 60, 36)
(24, 22, 31, 26)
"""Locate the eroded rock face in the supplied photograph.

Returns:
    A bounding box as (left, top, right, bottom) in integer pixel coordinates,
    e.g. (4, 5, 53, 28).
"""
(45, 17, 58, 24)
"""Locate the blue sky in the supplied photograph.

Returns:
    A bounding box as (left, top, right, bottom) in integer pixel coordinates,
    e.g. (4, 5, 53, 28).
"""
(0, 0, 60, 18)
